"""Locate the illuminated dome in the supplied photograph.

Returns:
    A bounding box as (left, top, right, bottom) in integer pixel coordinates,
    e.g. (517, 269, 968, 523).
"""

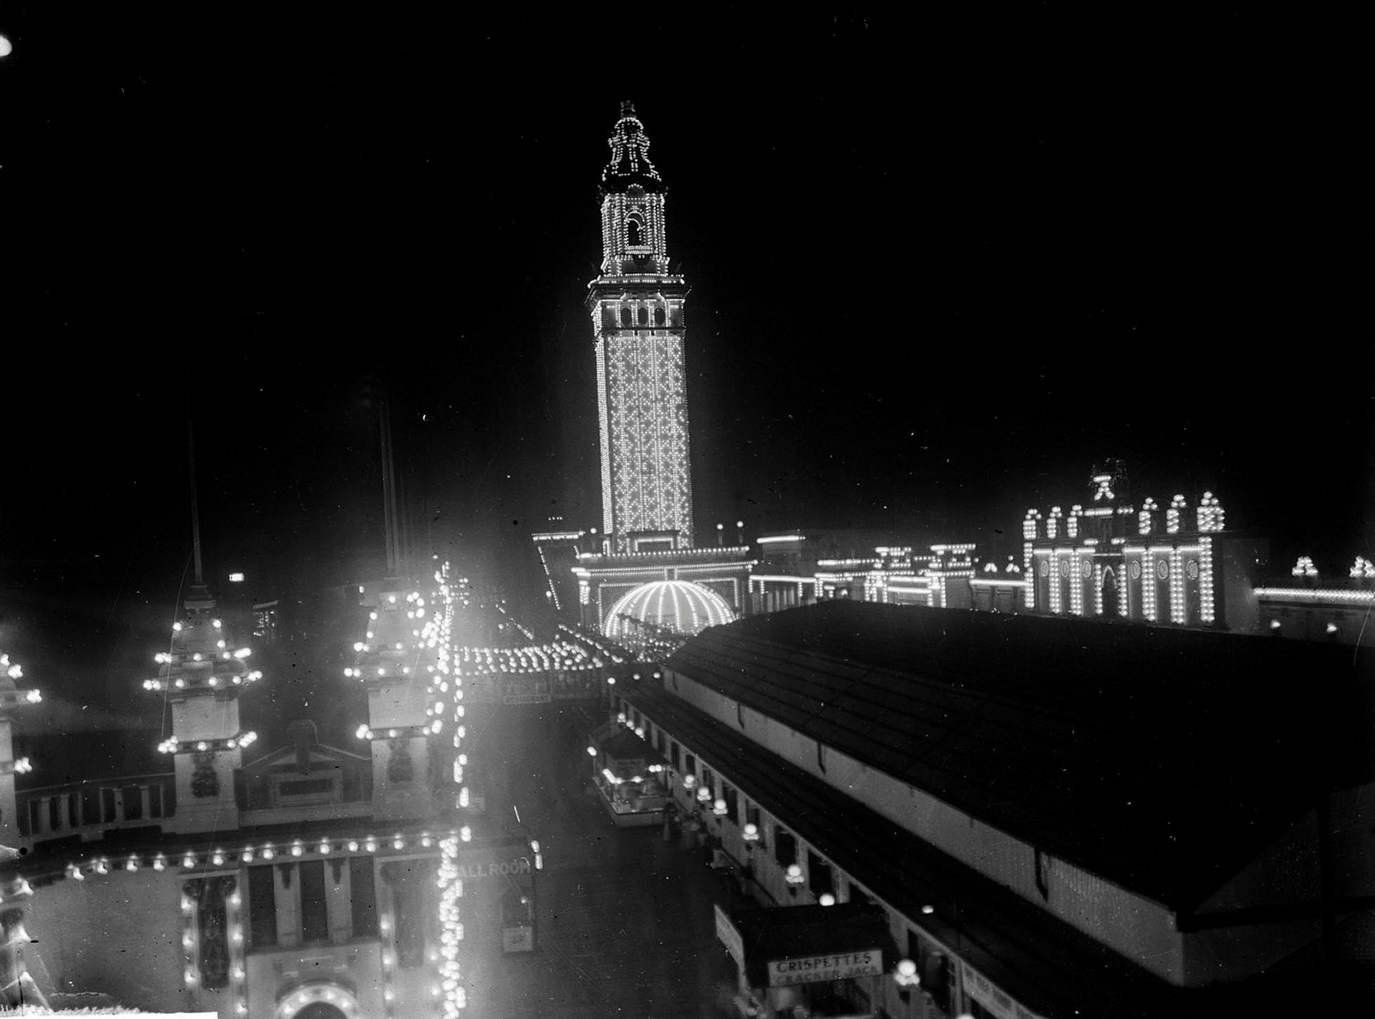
(604, 581, 735, 638)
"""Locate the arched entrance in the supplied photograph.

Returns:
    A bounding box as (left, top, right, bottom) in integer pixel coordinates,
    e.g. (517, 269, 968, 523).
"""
(1101, 567, 1119, 617)
(276, 982, 361, 1019)
(296, 1006, 346, 1019)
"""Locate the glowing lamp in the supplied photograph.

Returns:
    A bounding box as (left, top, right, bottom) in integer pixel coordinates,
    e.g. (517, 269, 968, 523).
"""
(819, 893, 836, 907)
(894, 957, 921, 999)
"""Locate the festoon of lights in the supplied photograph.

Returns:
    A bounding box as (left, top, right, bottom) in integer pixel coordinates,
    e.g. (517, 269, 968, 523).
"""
(1292, 556, 1319, 578)
(144, 610, 261, 754)
(452, 603, 608, 678)
(0, 654, 41, 779)
(1351, 556, 1375, 579)
(454, 635, 604, 677)
(560, 623, 622, 666)
(426, 561, 473, 1017)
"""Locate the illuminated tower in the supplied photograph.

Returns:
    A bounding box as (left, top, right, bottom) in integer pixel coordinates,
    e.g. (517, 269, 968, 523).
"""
(148, 584, 261, 834)
(588, 101, 695, 553)
(353, 585, 436, 822)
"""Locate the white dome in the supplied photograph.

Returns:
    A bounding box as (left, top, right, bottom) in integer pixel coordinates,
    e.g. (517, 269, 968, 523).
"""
(604, 580, 735, 638)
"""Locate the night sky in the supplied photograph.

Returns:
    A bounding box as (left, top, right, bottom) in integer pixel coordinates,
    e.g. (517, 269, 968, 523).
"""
(2, 11, 1372, 703)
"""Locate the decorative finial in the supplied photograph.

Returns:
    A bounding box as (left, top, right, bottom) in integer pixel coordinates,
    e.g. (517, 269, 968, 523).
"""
(620, 100, 637, 119)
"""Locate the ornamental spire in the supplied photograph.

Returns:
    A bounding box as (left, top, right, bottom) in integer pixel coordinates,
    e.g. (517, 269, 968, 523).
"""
(601, 100, 664, 195)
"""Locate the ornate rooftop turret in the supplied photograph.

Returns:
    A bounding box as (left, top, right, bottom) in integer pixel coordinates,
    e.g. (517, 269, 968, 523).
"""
(145, 585, 260, 833)
(0, 655, 41, 851)
(145, 586, 262, 701)
(350, 585, 441, 822)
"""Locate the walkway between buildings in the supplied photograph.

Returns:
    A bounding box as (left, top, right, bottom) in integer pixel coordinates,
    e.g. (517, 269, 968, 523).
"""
(471, 703, 743, 1018)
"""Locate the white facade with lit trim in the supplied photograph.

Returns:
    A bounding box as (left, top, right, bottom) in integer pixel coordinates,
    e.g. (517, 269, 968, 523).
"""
(1023, 465, 1260, 631)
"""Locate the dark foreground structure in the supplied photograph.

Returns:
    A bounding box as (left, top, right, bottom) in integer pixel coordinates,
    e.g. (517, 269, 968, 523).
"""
(607, 600, 1375, 1017)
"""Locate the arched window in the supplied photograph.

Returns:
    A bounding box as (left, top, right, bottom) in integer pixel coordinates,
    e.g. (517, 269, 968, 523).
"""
(620, 307, 632, 327)
(654, 306, 665, 326)
(627, 218, 643, 247)
(637, 307, 649, 326)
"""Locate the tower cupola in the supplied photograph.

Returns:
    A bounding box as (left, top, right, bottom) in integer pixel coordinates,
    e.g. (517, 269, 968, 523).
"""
(600, 101, 665, 196)
(598, 102, 671, 276)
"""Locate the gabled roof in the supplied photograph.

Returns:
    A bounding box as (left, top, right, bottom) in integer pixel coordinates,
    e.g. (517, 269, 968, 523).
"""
(665, 601, 1375, 910)
(240, 739, 369, 776)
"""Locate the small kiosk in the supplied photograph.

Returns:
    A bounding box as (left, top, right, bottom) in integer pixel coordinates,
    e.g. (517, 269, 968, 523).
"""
(587, 723, 670, 826)
(715, 903, 896, 1019)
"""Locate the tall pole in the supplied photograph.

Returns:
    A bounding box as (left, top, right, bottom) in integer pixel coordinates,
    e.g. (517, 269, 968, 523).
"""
(380, 393, 400, 579)
(187, 399, 204, 586)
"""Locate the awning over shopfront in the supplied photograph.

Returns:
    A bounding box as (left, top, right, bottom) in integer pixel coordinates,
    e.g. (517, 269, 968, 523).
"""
(719, 903, 896, 990)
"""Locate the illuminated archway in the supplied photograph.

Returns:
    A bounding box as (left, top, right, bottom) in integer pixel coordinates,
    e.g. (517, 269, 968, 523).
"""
(604, 580, 735, 638)
(276, 983, 361, 1019)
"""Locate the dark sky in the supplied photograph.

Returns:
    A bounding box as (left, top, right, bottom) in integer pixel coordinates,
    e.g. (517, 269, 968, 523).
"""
(2, 10, 1373, 695)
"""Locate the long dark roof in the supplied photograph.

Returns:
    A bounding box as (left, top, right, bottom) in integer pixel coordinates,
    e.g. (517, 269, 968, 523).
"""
(664, 601, 1375, 911)
(619, 676, 1185, 1018)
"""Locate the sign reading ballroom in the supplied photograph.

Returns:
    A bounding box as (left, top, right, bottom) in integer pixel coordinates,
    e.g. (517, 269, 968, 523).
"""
(452, 855, 533, 880)
(767, 949, 882, 986)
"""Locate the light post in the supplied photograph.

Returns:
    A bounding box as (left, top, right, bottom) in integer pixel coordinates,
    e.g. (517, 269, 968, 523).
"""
(741, 822, 760, 887)
(735, 519, 744, 546)
(716, 522, 724, 547)
(509, 806, 542, 952)
(893, 957, 920, 1012)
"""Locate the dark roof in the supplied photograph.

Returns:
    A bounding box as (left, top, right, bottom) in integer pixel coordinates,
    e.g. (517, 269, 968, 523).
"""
(618, 677, 1186, 1018)
(665, 601, 1375, 911)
